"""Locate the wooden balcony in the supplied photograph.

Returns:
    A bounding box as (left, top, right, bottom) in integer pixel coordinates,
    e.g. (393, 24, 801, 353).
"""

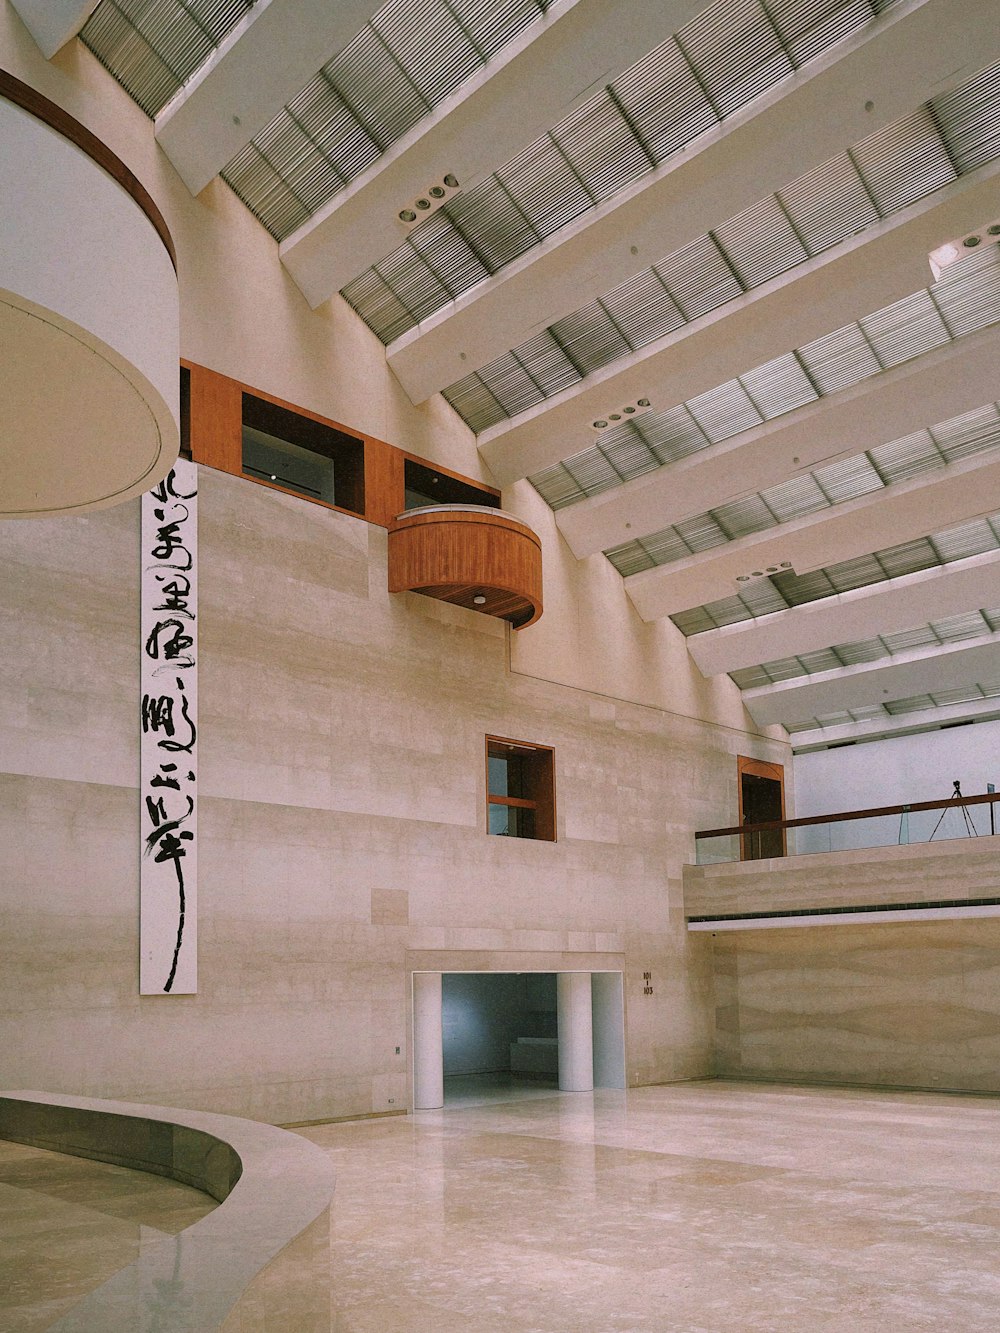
(388, 505, 542, 628)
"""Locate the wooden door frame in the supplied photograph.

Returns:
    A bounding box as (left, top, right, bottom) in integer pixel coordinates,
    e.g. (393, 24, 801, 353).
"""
(737, 756, 786, 860)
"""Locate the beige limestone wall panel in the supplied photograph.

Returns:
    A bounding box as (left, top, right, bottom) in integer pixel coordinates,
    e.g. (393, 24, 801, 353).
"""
(713, 918, 1000, 1093)
(686, 840, 1000, 919)
(1, 453, 784, 1123)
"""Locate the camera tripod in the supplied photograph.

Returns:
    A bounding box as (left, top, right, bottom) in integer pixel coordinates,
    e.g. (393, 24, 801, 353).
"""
(928, 779, 979, 840)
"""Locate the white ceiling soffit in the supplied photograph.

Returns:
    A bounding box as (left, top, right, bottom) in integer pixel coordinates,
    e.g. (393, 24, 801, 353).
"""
(558, 323, 1000, 559)
(9, 0, 100, 57)
(155, 0, 385, 195)
(477, 163, 1000, 486)
(624, 453, 1000, 621)
(788, 694, 1000, 751)
(386, 0, 999, 404)
(686, 550, 1000, 677)
(278, 0, 704, 307)
(744, 635, 1000, 728)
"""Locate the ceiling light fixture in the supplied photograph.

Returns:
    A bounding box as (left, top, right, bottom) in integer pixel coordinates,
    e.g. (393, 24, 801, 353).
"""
(590, 398, 654, 430)
(929, 216, 1000, 279)
(396, 175, 462, 231)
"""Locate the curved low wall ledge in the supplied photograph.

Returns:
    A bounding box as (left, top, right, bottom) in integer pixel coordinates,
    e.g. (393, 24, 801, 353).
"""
(0, 1091, 335, 1332)
(388, 504, 543, 628)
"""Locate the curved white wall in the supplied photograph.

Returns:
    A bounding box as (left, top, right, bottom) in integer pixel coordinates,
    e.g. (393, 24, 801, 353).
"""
(0, 95, 179, 517)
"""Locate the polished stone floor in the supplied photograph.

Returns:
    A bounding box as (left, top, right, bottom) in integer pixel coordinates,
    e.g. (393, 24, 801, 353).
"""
(302, 1079, 1000, 1332)
(0, 1138, 216, 1331)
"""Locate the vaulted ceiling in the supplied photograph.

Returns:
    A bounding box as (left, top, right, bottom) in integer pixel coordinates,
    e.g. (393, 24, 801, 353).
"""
(35, 0, 1000, 750)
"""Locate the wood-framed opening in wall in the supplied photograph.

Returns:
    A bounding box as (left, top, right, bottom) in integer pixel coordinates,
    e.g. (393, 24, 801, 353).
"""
(486, 736, 556, 841)
(241, 392, 365, 515)
(737, 756, 786, 860)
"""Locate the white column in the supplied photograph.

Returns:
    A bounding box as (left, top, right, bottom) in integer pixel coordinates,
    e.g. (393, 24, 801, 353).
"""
(413, 972, 444, 1110)
(557, 972, 594, 1092)
(592, 972, 626, 1089)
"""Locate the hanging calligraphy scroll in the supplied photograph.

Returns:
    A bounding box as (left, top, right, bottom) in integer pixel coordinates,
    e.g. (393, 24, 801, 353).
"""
(140, 460, 198, 994)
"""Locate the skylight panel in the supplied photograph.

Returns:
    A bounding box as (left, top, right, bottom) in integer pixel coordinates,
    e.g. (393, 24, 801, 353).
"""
(670, 510, 1000, 636)
(82, 0, 255, 116)
(346, 0, 907, 337)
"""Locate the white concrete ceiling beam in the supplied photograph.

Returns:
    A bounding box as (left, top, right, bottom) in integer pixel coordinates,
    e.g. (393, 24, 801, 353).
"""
(387, 0, 1000, 404)
(558, 324, 1000, 560)
(685, 551, 1000, 677)
(279, 0, 705, 307)
(624, 452, 1000, 621)
(743, 636, 1000, 728)
(788, 695, 1000, 750)
(8, 0, 100, 58)
(477, 163, 1000, 486)
(154, 0, 385, 195)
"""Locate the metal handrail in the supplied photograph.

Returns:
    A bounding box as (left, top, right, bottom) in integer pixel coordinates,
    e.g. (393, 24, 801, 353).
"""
(696, 791, 1000, 841)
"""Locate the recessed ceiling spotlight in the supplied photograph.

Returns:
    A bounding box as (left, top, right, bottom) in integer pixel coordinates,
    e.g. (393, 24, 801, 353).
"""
(736, 575, 751, 582)
(964, 234, 982, 248)
(429, 185, 446, 199)
(416, 198, 431, 210)
(780, 561, 792, 568)
(766, 566, 778, 573)
(751, 571, 763, 578)
(929, 216, 1000, 277)
(473, 594, 487, 605)
(589, 398, 654, 429)
(623, 405, 636, 413)
(399, 209, 417, 223)
(989, 224, 1000, 236)
(609, 413, 622, 421)
(593, 419, 608, 429)
(443, 174, 459, 189)
(397, 175, 462, 229)
(637, 398, 650, 408)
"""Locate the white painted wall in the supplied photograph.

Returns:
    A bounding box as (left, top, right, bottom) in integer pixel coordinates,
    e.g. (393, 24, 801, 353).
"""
(793, 720, 1000, 850)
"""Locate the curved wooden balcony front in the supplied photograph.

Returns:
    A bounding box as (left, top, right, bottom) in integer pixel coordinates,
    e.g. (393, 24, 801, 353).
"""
(388, 505, 542, 628)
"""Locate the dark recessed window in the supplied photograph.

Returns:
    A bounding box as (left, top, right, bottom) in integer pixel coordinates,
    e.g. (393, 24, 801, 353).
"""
(179, 366, 191, 459)
(242, 393, 364, 514)
(404, 458, 499, 512)
(486, 736, 555, 841)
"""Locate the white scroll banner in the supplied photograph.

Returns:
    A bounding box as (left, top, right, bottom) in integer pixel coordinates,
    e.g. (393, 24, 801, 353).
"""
(140, 460, 198, 994)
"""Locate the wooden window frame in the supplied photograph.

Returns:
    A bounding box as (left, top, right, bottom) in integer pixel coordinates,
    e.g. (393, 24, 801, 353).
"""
(737, 756, 786, 860)
(485, 735, 556, 842)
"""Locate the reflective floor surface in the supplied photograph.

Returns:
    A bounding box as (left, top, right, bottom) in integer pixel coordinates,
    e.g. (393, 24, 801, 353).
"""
(302, 1079, 1000, 1332)
(0, 1138, 216, 1331)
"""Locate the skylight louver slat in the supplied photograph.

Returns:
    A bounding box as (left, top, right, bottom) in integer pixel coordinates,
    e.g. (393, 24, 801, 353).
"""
(290, 79, 379, 185)
(766, 0, 877, 66)
(373, 0, 479, 107)
(777, 568, 836, 604)
(599, 432, 661, 483)
(812, 453, 884, 503)
(730, 665, 773, 689)
(677, 0, 793, 118)
(932, 246, 1000, 337)
(741, 581, 793, 617)
(496, 138, 594, 239)
(611, 41, 716, 164)
(796, 323, 883, 394)
(529, 464, 585, 511)
(562, 451, 622, 497)
(552, 93, 652, 205)
(711, 495, 776, 540)
(776, 152, 879, 255)
(327, 30, 426, 151)
(760, 655, 808, 682)
(763, 474, 830, 523)
(738, 354, 818, 420)
(797, 647, 844, 674)
(641, 528, 694, 566)
(686, 382, 762, 443)
(407, 216, 490, 300)
(605, 540, 653, 577)
(985, 610, 1000, 632)
(640, 408, 711, 465)
(655, 238, 744, 321)
(221, 145, 311, 238)
(834, 639, 885, 665)
(931, 685, 985, 706)
(374, 248, 451, 325)
(934, 403, 1000, 463)
(444, 182, 540, 274)
(880, 624, 941, 653)
(440, 376, 506, 434)
(671, 607, 718, 635)
(868, 430, 941, 483)
(860, 292, 949, 369)
(929, 610, 990, 643)
(600, 272, 686, 349)
(512, 334, 581, 400)
(548, 305, 630, 378)
(932, 61, 1000, 173)
(851, 106, 957, 215)
(931, 518, 997, 562)
(713, 198, 809, 290)
(871, 536, 940, 580)
(674, 513, 729, 554)
(477, 356, 546, 419)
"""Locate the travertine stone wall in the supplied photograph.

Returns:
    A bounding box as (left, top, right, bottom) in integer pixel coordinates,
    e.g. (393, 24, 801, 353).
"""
(1, 469, 786, 1122)
(713, 867, 1000, 1093)
(687, 840, 1000, 919)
